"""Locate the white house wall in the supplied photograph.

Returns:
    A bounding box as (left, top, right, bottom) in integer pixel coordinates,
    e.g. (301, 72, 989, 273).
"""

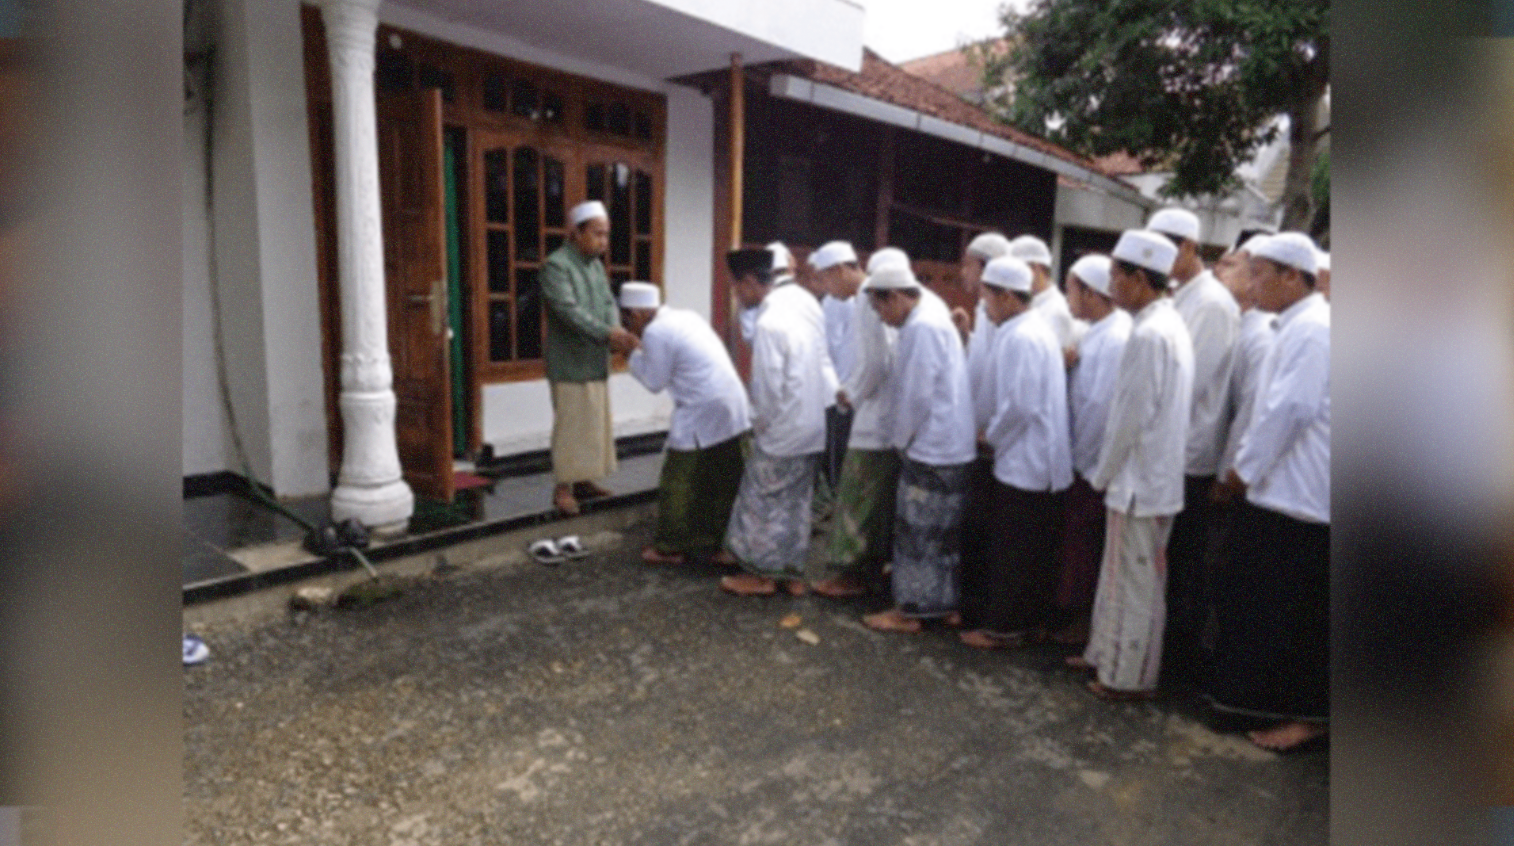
(183, 88, 231, 478)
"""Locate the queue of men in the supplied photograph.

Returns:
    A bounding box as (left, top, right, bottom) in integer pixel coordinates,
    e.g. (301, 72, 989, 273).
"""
(604, 204, 1329, 754)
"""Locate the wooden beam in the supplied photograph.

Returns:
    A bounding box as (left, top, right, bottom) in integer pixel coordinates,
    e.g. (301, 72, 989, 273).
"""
(873, 124, 894, 250)
(729, 52, 744, 250)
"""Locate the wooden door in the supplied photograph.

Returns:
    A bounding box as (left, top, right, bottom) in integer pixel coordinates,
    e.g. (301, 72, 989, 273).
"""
(378, 87, 454, 501)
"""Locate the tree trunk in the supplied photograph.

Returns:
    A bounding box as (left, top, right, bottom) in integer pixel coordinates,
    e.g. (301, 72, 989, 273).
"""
(1280, 88, 1324, 232)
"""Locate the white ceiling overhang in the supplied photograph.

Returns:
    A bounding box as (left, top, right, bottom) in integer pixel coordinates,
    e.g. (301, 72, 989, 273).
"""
(387, 0, 865, 79)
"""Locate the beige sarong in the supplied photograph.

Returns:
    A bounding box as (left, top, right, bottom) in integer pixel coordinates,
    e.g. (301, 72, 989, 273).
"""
(550, 380, 616, 484)
(1082, 509, 1175, 693)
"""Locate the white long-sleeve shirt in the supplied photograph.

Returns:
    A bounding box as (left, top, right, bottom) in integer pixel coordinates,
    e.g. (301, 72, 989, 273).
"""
(628, 306, 751, 451)
(822, 294, 858, 385)
(1032, 285, 1078, 350)
(982, 309, 1073, 492)
(1217, 308, 1276, 478)
(1068, 309, 1133, 479)
(747, 282, 838, 457)
(1090, 297, 1194, 517)
(965, 299, 997, 411)
(1235, 292, 1329, 524)
(1172, 269, 1240, 477)
(841, 292, 898, 450)
(890, 290, 977, 466)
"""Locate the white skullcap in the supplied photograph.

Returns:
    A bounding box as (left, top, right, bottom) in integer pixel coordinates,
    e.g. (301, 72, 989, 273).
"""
(866, 247, 910, 275)
(811, 241, 858, 271)
(1069, 254, 1113, 298)
(570, 200, 608, 226)
(618, 281, 660, 310)
(1112, 229, 1178, 276)
(1009, 235, 1052, 268)
(1147, 207, 1201, 243)
(1239, 234, 1271, 255)
(966, 232, 1012, 261)
(866, 263, 921, 291)
(1315, 249, 1330, 273)
(1251, 232, 1318, 275)
(766, 241, 793, 271)
(981, 256, 1033, 294)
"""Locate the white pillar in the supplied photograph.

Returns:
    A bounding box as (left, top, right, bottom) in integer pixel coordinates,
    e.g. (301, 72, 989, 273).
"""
(322, 0, 414, 531)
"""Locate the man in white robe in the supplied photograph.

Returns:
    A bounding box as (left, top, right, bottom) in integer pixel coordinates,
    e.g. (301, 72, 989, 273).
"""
(814, 241, 866, 520)
(1206, 233, 1330, 751)
(719, 248, 838, 596)
(952, 232, 1013, 405)
(620, 283, 751, 566)
(813, 247, 905, 598)
(860, 263, 976, 633)
(1052, 254, 1132, 643)
(1074, 229, 1194, 700)
(1010, 234, 1084, 352)
(957, 255, 1073, 648)
(1145, 207, 1240, 688)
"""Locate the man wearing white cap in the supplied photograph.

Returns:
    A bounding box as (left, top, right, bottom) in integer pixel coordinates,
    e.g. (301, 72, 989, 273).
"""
(1010, 234, 1082, 352)
(813, 241, 866, 523)
(957, 255, 1073, 649)
(718, 247, 838, 597)
(1051, 254, 1132, 645)
(1214, 233, 1278, 492)
(1071, 228, 1194, 700)
(955, 232, 1014, 405)
(812, 248, 907, 598)
(619, 282, 751, 567)
(542, 199, 641, 515)
(1205, 232, 1330, 752)
(860, 262, 977, 633)
(1145, 207, 1239, 688)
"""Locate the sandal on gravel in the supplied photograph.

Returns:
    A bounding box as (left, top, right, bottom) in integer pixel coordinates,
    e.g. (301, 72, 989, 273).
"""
(557, 535, 590, 559)
(529, 538, 565, 565)
(183, 634, 210, 666)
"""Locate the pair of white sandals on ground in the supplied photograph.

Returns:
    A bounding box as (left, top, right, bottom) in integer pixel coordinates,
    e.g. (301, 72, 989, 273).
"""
(529, 534, 589, 565)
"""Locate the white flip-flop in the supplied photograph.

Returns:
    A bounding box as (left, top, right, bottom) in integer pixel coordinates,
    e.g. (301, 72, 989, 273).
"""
(557, 535, 590, 559)
(528, 538, 565, 565)
(183, 634, 210, 666)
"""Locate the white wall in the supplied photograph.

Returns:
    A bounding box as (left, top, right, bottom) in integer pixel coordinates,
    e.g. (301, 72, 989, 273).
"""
(183, 84, 231, 477)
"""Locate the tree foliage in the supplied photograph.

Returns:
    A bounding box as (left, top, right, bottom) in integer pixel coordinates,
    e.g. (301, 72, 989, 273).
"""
(977, 0, 1328, 213)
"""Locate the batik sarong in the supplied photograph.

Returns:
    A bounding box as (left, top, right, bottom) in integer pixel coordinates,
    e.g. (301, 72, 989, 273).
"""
(652, 434, 746, 556)
(816, 448, 901, 583)
(724, 446, 819, 578)
(1083, 509, 1174, 692)
(891, 458, 970, 619)
(1203, 501, 1329, 722)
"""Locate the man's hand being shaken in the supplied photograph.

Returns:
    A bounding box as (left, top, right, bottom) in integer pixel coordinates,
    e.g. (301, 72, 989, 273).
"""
(608, 327, 640, 355)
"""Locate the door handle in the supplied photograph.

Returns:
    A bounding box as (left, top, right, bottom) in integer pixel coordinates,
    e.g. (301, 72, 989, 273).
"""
(408, 280, 446, 336)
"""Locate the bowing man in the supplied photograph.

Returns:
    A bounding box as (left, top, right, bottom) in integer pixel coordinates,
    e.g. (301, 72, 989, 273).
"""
(621, 282, 751, 567)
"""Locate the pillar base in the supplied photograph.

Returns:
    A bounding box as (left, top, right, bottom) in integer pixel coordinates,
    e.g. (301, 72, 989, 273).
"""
(330, 477, 414, 530)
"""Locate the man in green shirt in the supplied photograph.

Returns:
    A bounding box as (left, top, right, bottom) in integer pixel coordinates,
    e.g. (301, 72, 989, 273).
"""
(541, 200, 639, 515)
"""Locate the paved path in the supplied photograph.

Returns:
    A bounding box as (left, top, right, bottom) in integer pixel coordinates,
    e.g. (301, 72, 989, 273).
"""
(184, 515, 1327, 845)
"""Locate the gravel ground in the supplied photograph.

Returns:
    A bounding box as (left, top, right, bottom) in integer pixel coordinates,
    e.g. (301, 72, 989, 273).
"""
(184, 513, 1327, 845)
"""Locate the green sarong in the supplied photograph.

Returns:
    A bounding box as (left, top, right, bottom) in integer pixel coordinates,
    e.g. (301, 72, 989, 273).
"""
(817, 448, 901, 581)
(653, 434, 746, 555)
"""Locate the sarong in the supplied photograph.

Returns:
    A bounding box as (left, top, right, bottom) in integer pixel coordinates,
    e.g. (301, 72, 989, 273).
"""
(1083, 509, 1174, 692)
(1203, 501, 1329, 722)
(1054, 475, 1106, 611)
(960, 479, 1066, 634)
(817, 448, 901, 583)
(550, 380, 616, 485)
(724, 446, 819, 578)
(651, 435, 746, 556)
(1163, 474, 1217, 686)
(892, 458, 970, 619)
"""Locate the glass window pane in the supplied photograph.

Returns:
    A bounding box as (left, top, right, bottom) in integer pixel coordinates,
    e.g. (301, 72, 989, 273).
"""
(609, 271, 630, 299)
(634, 239, 651, 281)
(633, 110, 652, 140)
(375, 50, 413, 93)
(610, 163, 631, 266)
(484, 148, 509, 223)
(489, 299, 513, 362)
(634, 170, 652, 236)
(545, 232, 565, 257)
(544, 157, 565, 228)
(515, 268, 542, 360)
(586, 163, 606, 203)
(585, 102, 605, 133)
(513, 147, 540, 263)
(487, 230, 511, 293)
(511, 79, 538, 119)
(417, 63, 455, 102)
(607, 101, 631, 136)
(482, 72, 507, 112)
(542, 90, 564, 123)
